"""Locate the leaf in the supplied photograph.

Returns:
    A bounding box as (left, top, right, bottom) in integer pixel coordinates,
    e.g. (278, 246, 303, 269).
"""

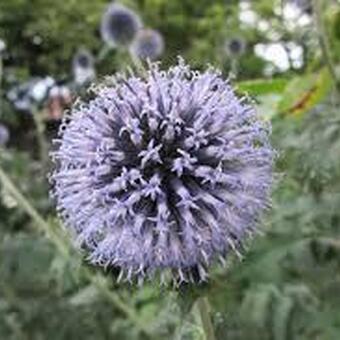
(277, 68, 332, 117)
(241, 284, 278, 328)
(237, 78, 289, 96)
(68, 285, 99, 306)
(256, 94, 282, 120)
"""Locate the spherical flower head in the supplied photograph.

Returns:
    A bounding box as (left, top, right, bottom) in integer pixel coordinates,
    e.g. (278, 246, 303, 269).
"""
(73, 49, 96, 86)
(73, 49, 94, 69)
(100, 3, 142, 47)
(0, 124, 9, 146)
(225, 37, 246, 57)
(50, 59, 274, 284)
(130, 29, 165, 61)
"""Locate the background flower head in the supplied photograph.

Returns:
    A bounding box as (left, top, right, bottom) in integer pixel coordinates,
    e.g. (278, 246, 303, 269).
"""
(225, 37, 246, 58)
(51, 59, 274, 283)
(72, 49, 96, 86)
(130, 29, 165, 61)
(100, 3, 142, 48)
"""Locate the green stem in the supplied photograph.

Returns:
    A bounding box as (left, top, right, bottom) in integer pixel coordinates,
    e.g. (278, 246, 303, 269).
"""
(89, 273, 152, 336)
(96, 45, 113, 64)
(311, 0, 339, 91)
(0, 166, 153, 338)
(0, 165, 68, 256)
(230, 58, 239, 79)
(130, 54, 147, 77)
(196, 297, 216, 340)
(0, 56, 3, 117)
(31, 107, 49, 169)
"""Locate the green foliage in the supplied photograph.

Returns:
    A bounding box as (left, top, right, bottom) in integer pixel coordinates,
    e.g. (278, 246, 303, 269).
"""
(1, 0, 340, 339)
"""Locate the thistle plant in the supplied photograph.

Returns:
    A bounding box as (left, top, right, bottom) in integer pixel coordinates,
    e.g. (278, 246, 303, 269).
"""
(225, 37, 246, 58)
(72, 49, 96, 86)
(100, 3, 142, 48)
(50, 59, 274, 284)
(130, 29, 165, 61)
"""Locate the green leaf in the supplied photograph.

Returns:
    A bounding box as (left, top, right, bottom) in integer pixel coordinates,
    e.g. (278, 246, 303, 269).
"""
(237, 78, 289, 96)
(276, 68, 332, 117)
(68, 285, 99, 306)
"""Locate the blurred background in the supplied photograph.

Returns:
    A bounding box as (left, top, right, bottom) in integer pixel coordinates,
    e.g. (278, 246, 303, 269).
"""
(0, 0, 340, 339)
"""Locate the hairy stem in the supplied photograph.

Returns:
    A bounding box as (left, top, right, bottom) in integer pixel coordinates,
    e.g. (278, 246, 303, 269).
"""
(0, 165, 68, 255)
(311, 0, 339, 91)
(0, 56, 3, 117)
(130, 54, 147, 77)
(0, 166, 153, 338)
(96, 45, 112, 64)
(197, 296, 216, 340)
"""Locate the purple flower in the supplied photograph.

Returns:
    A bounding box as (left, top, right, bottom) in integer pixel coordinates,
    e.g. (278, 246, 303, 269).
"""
(100, 3, 142, 47)
(225, 37, 246, 57)
(130, 29, 165, 61)
(50, 59, 274, 283)
(72, 49, 96, 86)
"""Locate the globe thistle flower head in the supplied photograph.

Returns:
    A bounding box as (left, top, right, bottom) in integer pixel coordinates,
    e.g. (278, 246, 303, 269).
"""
(73, 49, 96, 86)
(73, 49, 94, 69)
(0, 124, 9, 146)
(130, 29, 165, 61)
(225, 37, 246, 57)
(100, 3, 142, 47)
(50, 59, 274, 284)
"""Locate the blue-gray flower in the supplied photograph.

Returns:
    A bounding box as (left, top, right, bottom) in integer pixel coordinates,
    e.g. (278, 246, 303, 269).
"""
(100, 3, 142, 47)
(130, 29, 165, 61)
(51, 59, 274, 283)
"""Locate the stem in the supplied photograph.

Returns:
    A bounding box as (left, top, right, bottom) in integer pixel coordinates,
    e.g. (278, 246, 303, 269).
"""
(0, 165, 68, 256)
(311, 0, 339, 91)
(31, 107, 49, 169)
(96, 45, 113, 64)
(130, 54, 147, 77)
(89, 273, 152, 336)
(0, 56, 3, 117)
(230, 58, 239, 79)
(0, 166, 153, 338)
(196, 297, 216, 340)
